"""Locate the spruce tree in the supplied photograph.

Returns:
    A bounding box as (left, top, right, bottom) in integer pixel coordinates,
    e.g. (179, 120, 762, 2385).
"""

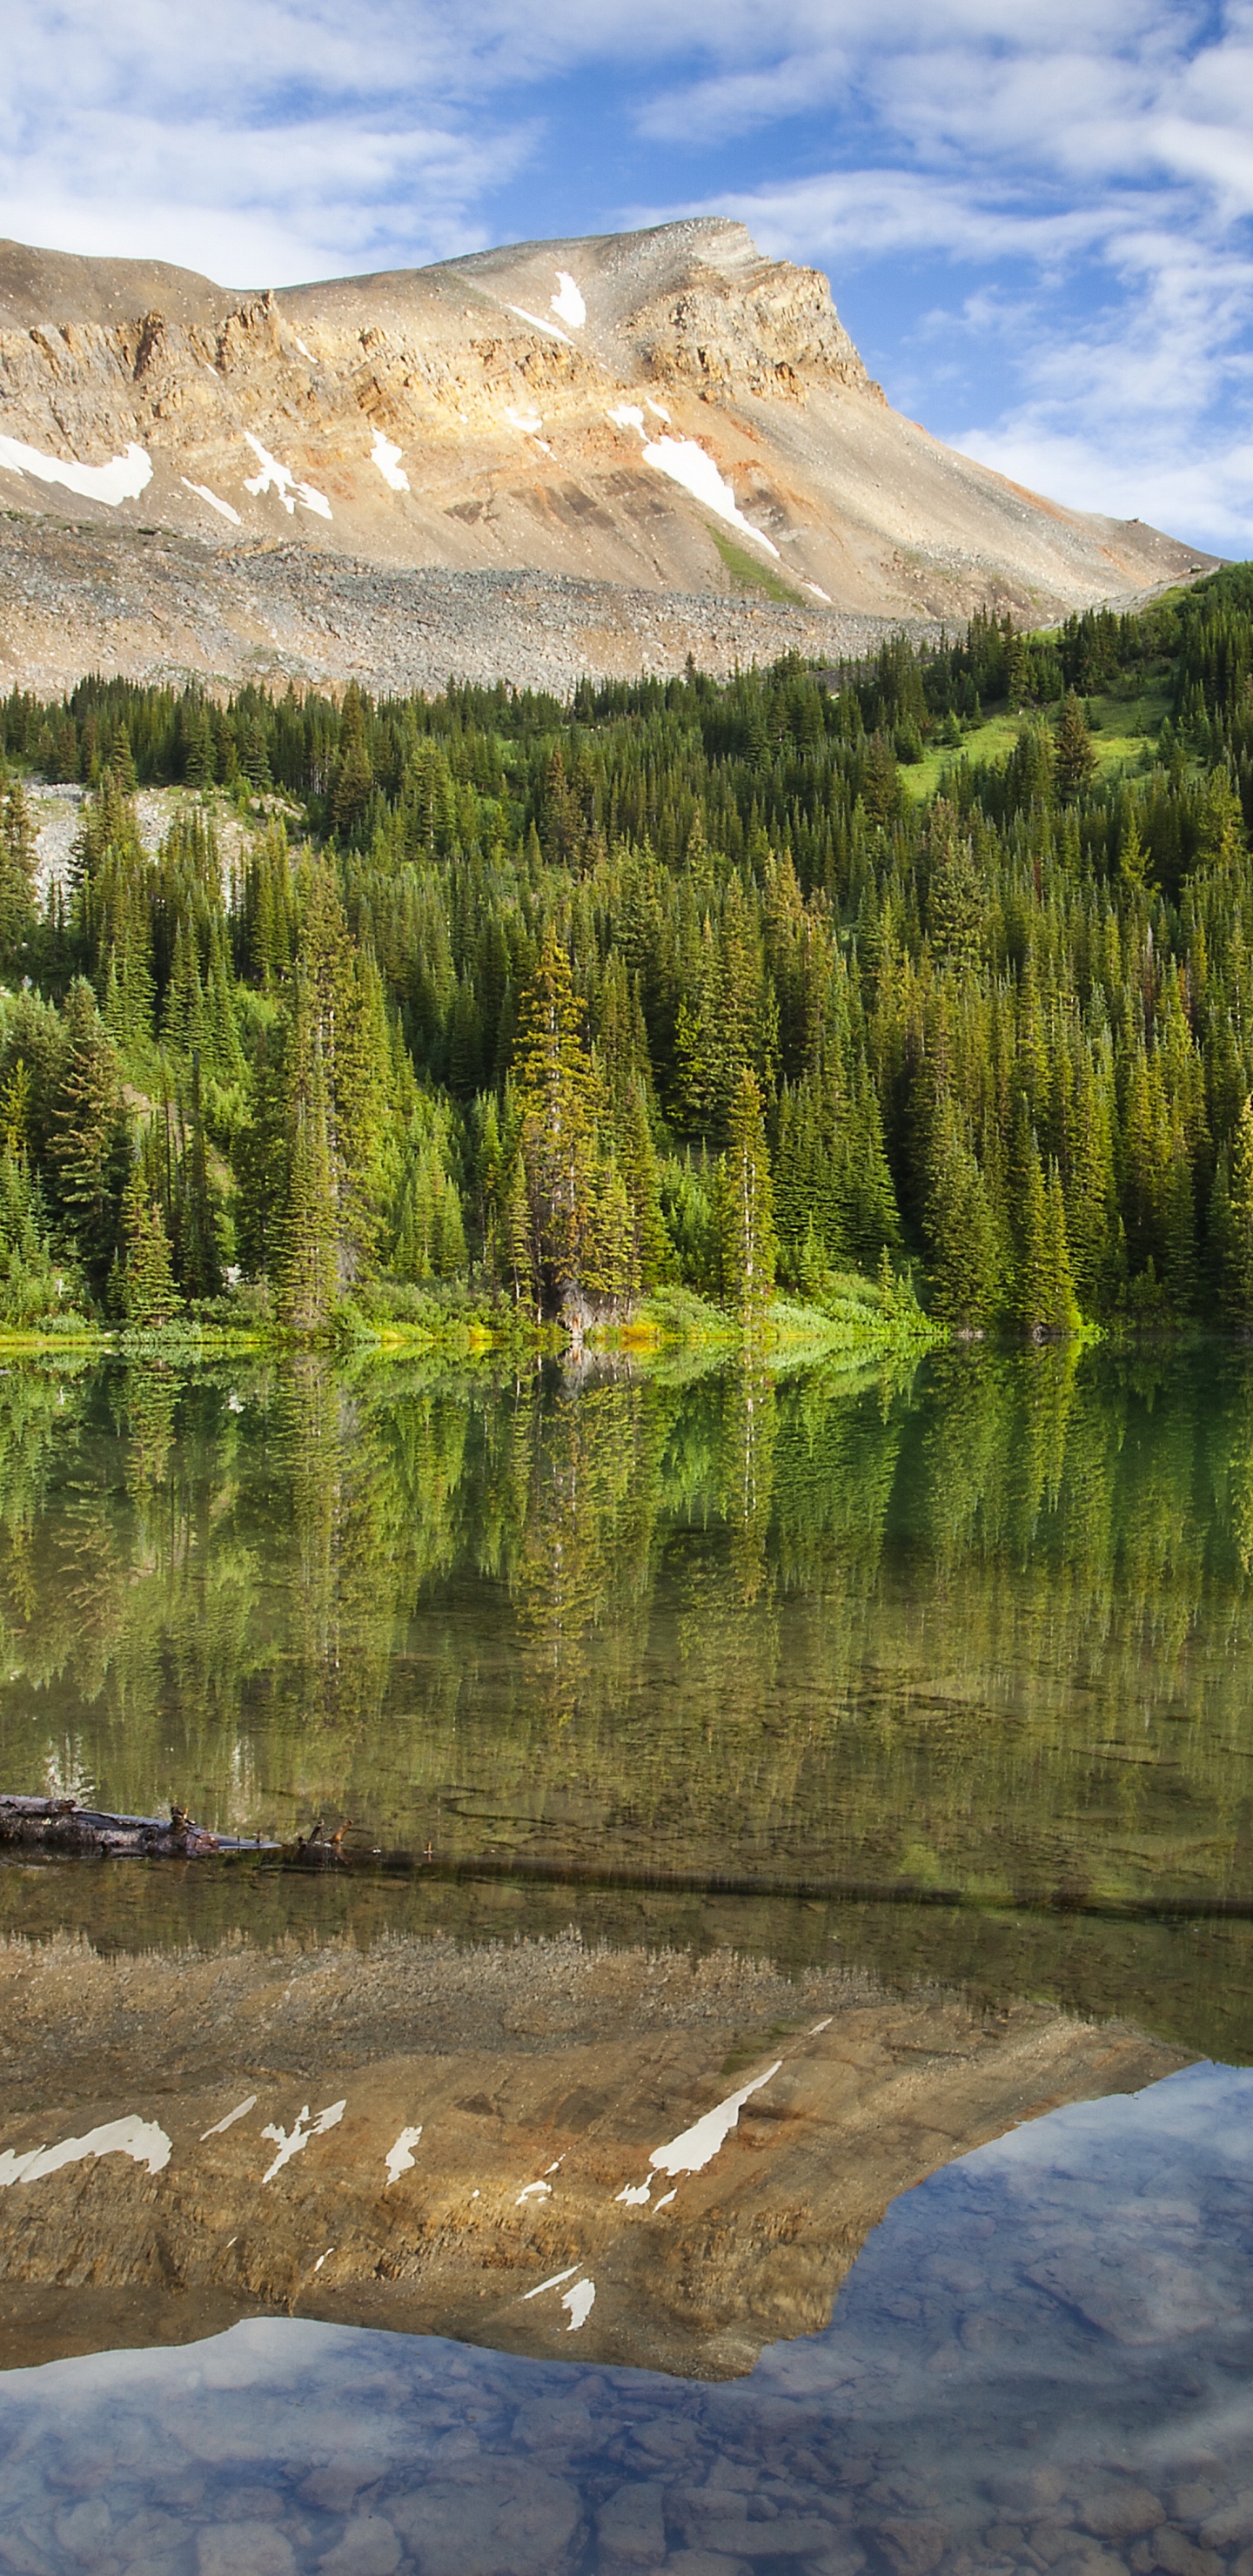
(277, 996, 338, 1331)
(119, 1166, 182, 1325)
(1055, 692, 1097, 800)
(926, 1092, 1001, 1330)
(0, 777, 37, 969)
(1223, 1097, 1253, 1316)
(720, 1065, 775, 1324)
(46, 980, 128, 1288)
(512, 926, 600, 1315)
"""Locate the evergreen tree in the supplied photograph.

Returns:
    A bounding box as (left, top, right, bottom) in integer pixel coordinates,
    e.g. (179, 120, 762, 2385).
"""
(926, 1092, 1001, 1330)
(1222, 1096, 1253, 1316)
(0, 776, 37, 969)
(118, 1165, 182, 1325)
(46, 980, 128, 1288)
(1055, 692, 1097, 800)
(512, 927, 600, 1316)
(720, 1065, 775, 1323)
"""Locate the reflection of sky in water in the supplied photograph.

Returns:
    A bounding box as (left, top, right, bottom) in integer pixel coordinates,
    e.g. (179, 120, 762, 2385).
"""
(3, 2064, 1253, 2572)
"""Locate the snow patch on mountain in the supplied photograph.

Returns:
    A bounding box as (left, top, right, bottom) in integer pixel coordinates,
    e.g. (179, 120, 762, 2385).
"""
(371, 431, 409, 493)
(242, 434, 332, 520)
(642, 436, 780, 558)
(551, 272, 586, 330)
(0, 437, 151, 507)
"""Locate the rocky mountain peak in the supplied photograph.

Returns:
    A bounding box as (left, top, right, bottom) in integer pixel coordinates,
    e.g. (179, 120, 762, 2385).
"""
(0, 220, 1216, 697)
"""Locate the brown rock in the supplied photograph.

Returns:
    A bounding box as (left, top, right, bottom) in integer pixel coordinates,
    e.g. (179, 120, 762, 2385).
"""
(1149, 2534, 1223, 2576)
(596, 2482, 669, 2562)
(1081, 2491, 1167, 2542)
(387, 2466, 580, 2575)
(197, 2524, 298, 2576)
(1199, 2497, 1253, 2548)
(318, 2515, 404, 2575)
(873, 2518, 948, 2575)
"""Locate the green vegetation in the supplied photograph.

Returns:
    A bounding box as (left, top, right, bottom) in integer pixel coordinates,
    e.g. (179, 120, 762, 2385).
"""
(3, 561, 1253, 1345)
(705, 524, 807, 606)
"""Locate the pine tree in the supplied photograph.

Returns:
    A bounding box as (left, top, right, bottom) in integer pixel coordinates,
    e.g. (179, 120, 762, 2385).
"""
(1055, 692, 1097, 800)
(46, 980, 128, 1287)
(0, 776, 37, 969)
(1017, 1134, 1052, 1333)
(926, 1092, 1002, 1330)
(331, 687, 372, 836)
(119, 1166, 182, 1325)
(1044, 1160, 1081, 1333)
(512, 927, 600, 1316)
(1222, 1097, 1253, 1316)
(277, 989, 338, 1331)
(720, 1065, 775, 1324)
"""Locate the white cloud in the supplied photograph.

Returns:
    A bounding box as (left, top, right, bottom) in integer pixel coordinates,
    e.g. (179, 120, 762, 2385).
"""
(0, 0, 1250, 549)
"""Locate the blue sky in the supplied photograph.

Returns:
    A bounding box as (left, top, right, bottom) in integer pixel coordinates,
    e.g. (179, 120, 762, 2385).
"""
(3, 0, 1251, 554)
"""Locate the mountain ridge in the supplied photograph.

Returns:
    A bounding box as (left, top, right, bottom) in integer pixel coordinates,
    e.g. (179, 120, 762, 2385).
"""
(0, 218, 1217, 693)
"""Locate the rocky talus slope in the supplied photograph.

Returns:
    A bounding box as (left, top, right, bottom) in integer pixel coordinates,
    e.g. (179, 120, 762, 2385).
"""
(0, 220, 1216, 693)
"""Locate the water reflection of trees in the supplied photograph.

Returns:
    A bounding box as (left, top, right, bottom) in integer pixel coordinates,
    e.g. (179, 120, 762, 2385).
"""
(1, 1343, 1253, 1900)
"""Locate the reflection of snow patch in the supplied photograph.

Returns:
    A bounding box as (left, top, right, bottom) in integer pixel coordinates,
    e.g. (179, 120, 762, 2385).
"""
(561, 2277, 595, 2331)
(385, 2124, 423, 2188)
(371, 430, 409, 493)
(0, 2115, 171, 2185)
(182, 478, 242, 526)
(0, 435, 152, 507)
(506, 304, 574, 346)
(516, 2178, 552, 2204)
(551, 272, 586, 330)
(615, 2179, 651, 2206)
(607, 405, 645, 433)
(201, 2094, 257, 2139)
(522, 2263, 580, 2300)
(242, 433, 332, 520)
(650, 2063, 782, 2176)
(260, 2098, 345, 2184)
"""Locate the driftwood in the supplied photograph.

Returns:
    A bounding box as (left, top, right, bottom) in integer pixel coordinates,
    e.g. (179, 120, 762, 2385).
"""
(284, 1817, 352, 1869)
(0, 1795, 276, 1860)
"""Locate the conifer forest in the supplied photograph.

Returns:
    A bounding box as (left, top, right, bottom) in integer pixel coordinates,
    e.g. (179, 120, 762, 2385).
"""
(3, 563, 1253, 1339)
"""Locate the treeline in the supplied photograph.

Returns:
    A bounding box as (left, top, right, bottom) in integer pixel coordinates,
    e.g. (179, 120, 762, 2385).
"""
(3, 563, 1253, 1332)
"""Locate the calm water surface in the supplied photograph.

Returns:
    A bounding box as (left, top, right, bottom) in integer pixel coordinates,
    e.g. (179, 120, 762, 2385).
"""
(4, 1338, 1253, 2566)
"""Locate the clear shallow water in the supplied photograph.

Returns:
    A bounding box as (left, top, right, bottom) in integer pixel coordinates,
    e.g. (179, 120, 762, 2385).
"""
(3, 2063, 1251, 2574)
(6, 1340, 1253, 2553)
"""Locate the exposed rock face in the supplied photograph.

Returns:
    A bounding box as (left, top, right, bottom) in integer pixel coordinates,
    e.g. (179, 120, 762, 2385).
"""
(0, 221, 1216, 694)
(0, 1929, 1188, 2378)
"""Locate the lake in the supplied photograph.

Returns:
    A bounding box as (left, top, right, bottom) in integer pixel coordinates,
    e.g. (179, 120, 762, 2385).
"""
(2, 1338, 1252, 2572)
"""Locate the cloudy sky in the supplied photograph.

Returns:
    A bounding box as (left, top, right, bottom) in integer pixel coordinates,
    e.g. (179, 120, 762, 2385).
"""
(3, 0, 1250, 554)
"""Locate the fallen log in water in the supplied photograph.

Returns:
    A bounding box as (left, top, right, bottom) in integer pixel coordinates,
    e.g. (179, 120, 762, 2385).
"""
(0, 1795, 275, 1860)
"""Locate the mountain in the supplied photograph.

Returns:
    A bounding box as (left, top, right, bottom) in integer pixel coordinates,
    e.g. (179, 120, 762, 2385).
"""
(0, 220, 1217, 694)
